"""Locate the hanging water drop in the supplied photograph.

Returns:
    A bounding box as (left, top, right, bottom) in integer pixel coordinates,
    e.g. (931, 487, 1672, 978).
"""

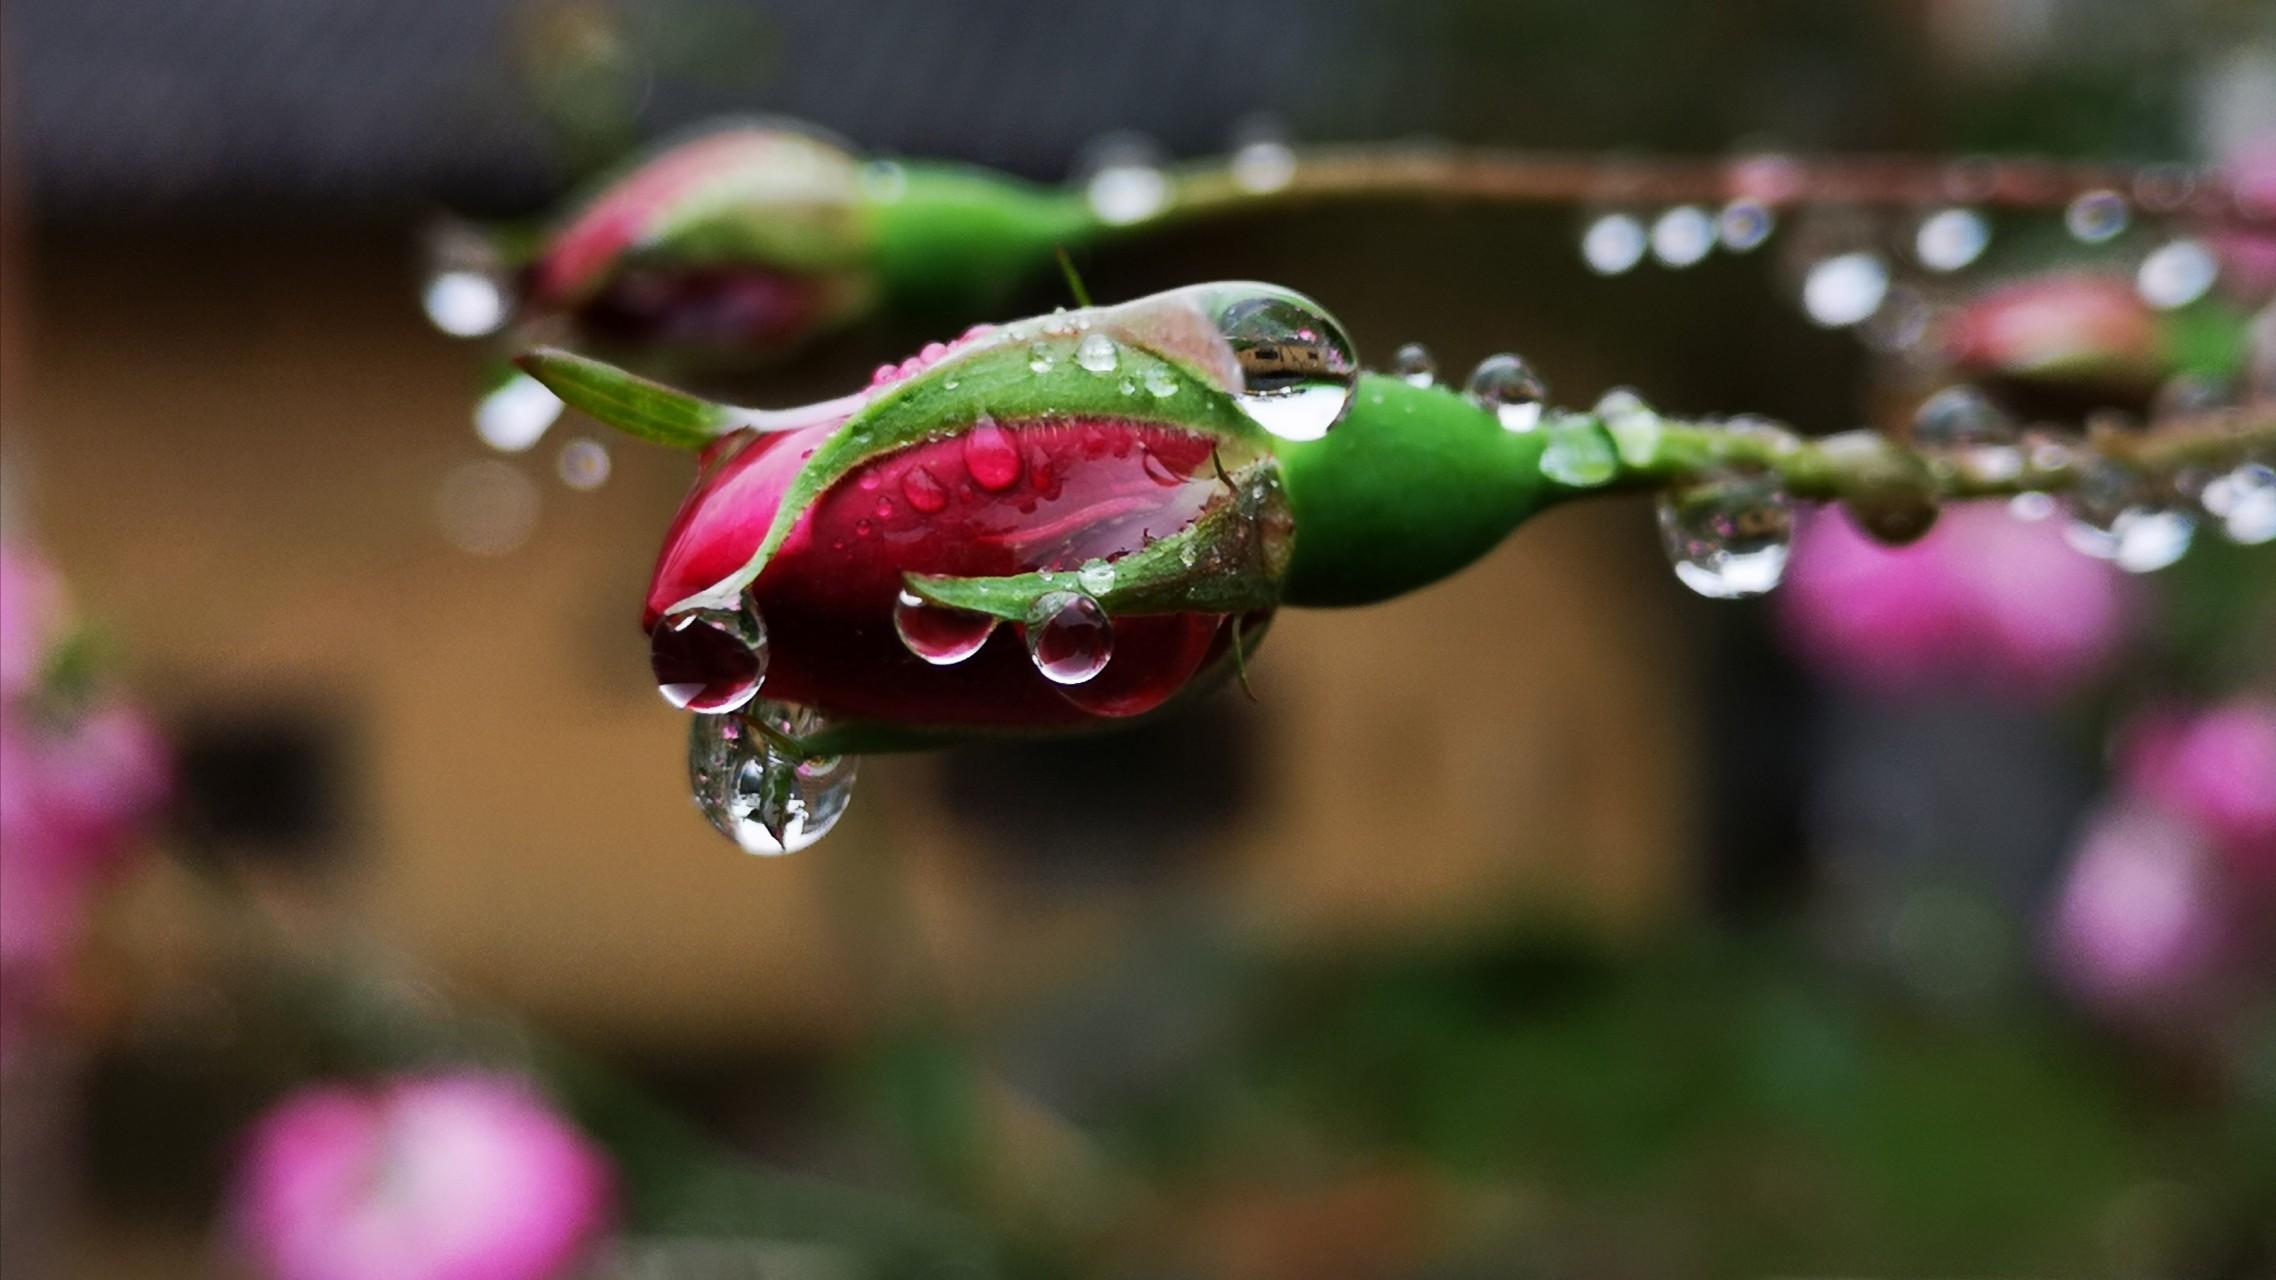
(1913, 207, 1990, 273)
(1717, 200, 1775, 252)
(651, 598, 768, 713)
(1465, 354, 1548, 432)
(1911, 385, 2016, 448)
(1650, 205, 1716, 268)
(1079, 133, 1170, 226)
(474, 373, 565, 452)
(1024, 591, 1113, 684)
(1206, 284, 1359, 441)
(2064, 189, 2130, 243)
(1077, 561, 1118, 594)
(1075, 331, 1119, 373)
(688, 704, 857, 856)
(1801, 251, 1890, 328)
(2194, 462, 2276, 545)
(2063, 461, 2195, 572)
(1580, 211, 1649, 275)
(1656, 472, 1794, 599)
(962, 415, 1023, 491)
(893, 590, 997, 665)
(1389, 343, 1438, 388)
(1539, 419, 1620, 488)
(2136, 239, 2219, 309)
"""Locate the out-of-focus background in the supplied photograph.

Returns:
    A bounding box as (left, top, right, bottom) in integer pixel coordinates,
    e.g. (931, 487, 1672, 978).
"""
(3, 1, 2274, 1277)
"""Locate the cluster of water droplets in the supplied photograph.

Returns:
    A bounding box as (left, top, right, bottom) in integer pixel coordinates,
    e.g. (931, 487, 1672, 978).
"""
(1573, 167, 2232, 335)
(688, 701, 858, 856)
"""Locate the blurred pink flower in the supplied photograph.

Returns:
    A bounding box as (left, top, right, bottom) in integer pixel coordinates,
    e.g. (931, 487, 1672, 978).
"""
(230, 1073, 616, 1280)
(2119, 699, 2276, 881)
(0, 542, 169, 1054)
(1941, 272, 2163, 390)
(2044, 803, 2229, 1017)
(2210, 141, 2276, 296)
(1779, 504, 2129, 699)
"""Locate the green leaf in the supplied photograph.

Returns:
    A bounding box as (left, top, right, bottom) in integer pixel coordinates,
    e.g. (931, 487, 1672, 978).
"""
(514, 346, 745, 449)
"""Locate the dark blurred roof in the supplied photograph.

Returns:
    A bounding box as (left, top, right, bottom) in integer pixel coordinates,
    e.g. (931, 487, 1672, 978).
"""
(5, 0, 1410, 218)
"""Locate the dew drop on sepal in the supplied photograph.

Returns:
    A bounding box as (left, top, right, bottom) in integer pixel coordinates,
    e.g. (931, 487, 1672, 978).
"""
(1910, 386, 2016, 448)
(1465, 354, 1549, 432)
(1656, 471, 1794, 599)
(688, 703, 857, 856)
(1389, 342, 1437, 388)
(893, 590, 997, 665)
(1205, 284, 1359, 441)
(1023, 591, 1113, 684)
(651, 597, 768, 713)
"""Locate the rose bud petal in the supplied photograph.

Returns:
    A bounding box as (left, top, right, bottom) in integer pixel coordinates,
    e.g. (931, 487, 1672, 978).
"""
(2044, 802, 2233, 1025)
(228, 1073, 615, 1280)
(2118, 698, 2276, 882)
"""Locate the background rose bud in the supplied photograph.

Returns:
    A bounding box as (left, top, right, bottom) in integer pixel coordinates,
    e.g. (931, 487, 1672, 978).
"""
(229, 1073, 615, 1280)
(2044, 803, 2231, 1020)
(1941, 273, 2166, 414)
(1779, 505, 2130, 699)
(2118, 699, 2276, 881)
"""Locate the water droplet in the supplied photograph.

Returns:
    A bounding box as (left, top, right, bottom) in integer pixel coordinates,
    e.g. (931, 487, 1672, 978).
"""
(2009, 491, 2056, 521)
(2194, 462, 2276, 545)
(474, 373, 565, 452)
(1656, 472, 1793, 599)
(556, 437, 611, 490)
(1580, 211, 1648, 275)
(1717, 200, 1776, 252)
(1116, 376, 1138, 396)
(651, 598, 768, 713)
(859, 159, 909, 203)
(1539, 419, 1620, 487)
(2064, 189, 2129, 243)
(1178, 542, 1199, 568)
(434, 459, 541, 557)
(2154, 373, 2234, 420)
(1465, 354, 1549, 432)
(1074, 331, 1119, 373)
(423, 270, 509, 338)
(893, 590, 997, 665)
(1595, 388, 1663, 465)
(688, 704, 856, 856)
(1911, 386, 2016, 447)
(1027, 341, 1055, 374)
(1207, 284, 1359, 441)
(962, 416, 1023, 491)
(1142, 365, 1180, 398)
(901, 465, 948, 513)
(1650, 205, 1716, 268)
(1229, 118, 1298, 194)
(1801, 251, 1889, 328)
(1080, 133, 1169, 225)
(1077, 561, 1118, 594)
(2063, 462, 2195, 572)
(1389, 342, 1437, 387)
(1913, 207, 1990, 273)
(1023, 591, 1112, 684)
(2136, 239, 2218, 309)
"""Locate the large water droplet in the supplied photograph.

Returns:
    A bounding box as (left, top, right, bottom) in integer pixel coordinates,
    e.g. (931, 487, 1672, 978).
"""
(2064, 189, 2130, 243)
(1465, 354, 1549, 432)
(1207, 285, 1359, 441)
(1911, 385, 2016, 447)
(2137, 239, 2219, 309)
(962, 415, 1023, 490)
(688, 704, 856, 856)
(651, 598, 768, 713)
(1077, 561, 1118, 594)
(1648, 205, 1716, 267)
(1913, 207, 1990, 273)
(2193, 462, 2276, 545)
(1717, 200, 1776, 252)
(1389, 342, 1437, 387)
(2064, 463, 2195, 572)
(474, 373, 565, 452)
(1580, 211, 1648, 275)
(1080, 133, 1169, 226)
(893, 590, 996, 665)
(1801, 251, 1889, 327)
(1074, 331, 1119, 373)
(1024, 591, 1113, 684)
(1656, 472, 1794, 599)
(1539, 419, 1619, 487)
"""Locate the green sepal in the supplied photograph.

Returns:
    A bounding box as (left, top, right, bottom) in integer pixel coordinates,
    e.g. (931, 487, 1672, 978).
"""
(869, 164, 1098, 309)
(674, 328, 1271, 612)
(515, 347, 744, 449)
(901, 466, 1291, 622)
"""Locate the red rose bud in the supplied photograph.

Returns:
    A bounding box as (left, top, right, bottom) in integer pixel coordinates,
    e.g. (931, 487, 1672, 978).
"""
(1941, 272, 2168, 413)
(441, 122, 1095, 369)
(521, 283, 1571, 852)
